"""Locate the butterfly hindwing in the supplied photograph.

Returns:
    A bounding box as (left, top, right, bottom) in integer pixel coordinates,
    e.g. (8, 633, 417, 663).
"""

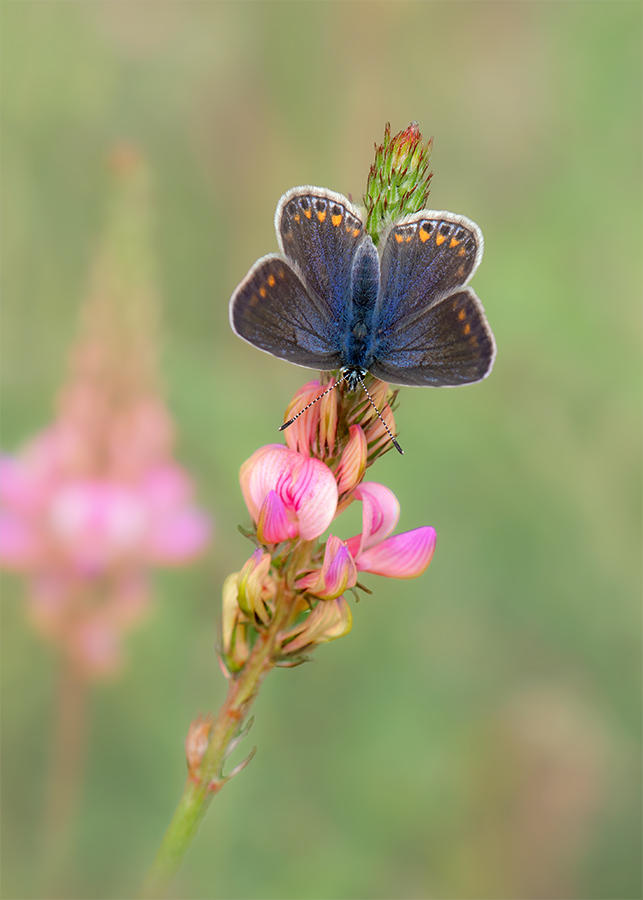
(370, 287, 496, 387)
(229, 254, 343, 370)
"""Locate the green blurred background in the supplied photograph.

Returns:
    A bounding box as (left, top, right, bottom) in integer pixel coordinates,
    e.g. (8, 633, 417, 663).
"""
(2, 2, 641, 898)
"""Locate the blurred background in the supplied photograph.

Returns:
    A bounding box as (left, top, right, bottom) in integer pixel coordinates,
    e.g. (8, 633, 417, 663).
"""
(1, 2, 641, 898)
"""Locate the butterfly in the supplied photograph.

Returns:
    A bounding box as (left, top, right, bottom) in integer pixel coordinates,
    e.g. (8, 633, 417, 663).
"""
(229, 186, 496, 449)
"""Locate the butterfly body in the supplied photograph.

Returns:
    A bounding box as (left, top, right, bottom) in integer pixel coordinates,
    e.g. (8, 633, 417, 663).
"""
(230, 186, 496, 389)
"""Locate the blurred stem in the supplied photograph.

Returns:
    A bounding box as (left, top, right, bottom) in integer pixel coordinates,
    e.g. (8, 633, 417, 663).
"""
(41, 654, 90, 892)
(139, 578, 297, 899)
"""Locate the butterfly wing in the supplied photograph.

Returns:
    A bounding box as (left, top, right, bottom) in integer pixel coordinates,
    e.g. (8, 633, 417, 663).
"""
(230, 186, 369, 373)
(371, 211, 495, 386)
(369, 287, 496, 387)
(276, 186, 367, 321)
(229, 254, 344, 370)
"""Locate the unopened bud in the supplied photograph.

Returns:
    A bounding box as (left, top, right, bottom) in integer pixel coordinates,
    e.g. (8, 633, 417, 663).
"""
(185, 713, 215, 780)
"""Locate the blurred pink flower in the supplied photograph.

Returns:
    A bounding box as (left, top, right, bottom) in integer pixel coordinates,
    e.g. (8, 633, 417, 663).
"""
(345, 482, 436, 578)
(0, 148, 211, 679)
(0, 448, 209, 574)
(240, 445, 337, 542)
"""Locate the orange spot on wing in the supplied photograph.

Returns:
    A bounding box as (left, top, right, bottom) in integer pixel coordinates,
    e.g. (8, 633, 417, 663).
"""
(436, 233, 446, 246)
(332, 214, 342, 227)
(317, 211, 326, 223)
(419, 228, 430, 242)
(304, 209, 312, 218)
(352, 228, 360, 237)
(294, 214, 300, 223)
(458, 309, 466, 320)
(450, 237, 460, 248)
(395, 233, 404, 243)
(463, 323, 471, 335)
(259, 286, 266, 298)
(458, 246, 466, 256)
(267, 274, 276, 287)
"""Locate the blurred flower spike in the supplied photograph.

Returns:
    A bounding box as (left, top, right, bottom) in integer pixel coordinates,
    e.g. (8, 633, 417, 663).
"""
(0, 146, 210, 679)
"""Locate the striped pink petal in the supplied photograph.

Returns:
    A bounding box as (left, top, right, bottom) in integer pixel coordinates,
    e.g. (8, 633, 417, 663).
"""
(354, 526, 436, 578)
(345, 481, 400, 558)
(242, 446, 337, 541)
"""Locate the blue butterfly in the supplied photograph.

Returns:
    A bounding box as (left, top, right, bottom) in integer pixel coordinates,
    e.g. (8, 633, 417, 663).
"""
(229, 186, 496, 438)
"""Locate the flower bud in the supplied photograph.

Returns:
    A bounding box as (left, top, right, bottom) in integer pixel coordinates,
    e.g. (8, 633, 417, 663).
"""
(221, 572, 251, 673)
(280, 596, 353, 656)
(364, 122, 433, 244)
(335, 425, 367, 499)
(283, 379, 337, 457)
(236, 548, 274, 624)
(297, 535, 357, 601)
(185, 713, 215, 780)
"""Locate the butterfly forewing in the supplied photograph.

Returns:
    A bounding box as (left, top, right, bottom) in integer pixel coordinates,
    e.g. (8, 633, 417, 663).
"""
(277, 187, 366, 321)
(229, 255, 343, 370)
(370, 288, 496, 387)
(377, 211, 483, 330)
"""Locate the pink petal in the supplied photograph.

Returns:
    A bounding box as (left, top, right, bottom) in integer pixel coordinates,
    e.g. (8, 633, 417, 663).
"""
(355, 526, 436, 578)
(240, 445, 289, 521)
(346, 482, 400, 557)
(140, 465, 191, 514)
(49, 483, 148, 569)
(335, 425, 367, 495)
(0, 513, 43, 569)
(0, 455, 49, 514)
(319, 535, 357, 598)
(286, 456, 338, 540)
(245, 448, 337, 541)
(147, 509, 211, 563)
(257, 490, 298, 543)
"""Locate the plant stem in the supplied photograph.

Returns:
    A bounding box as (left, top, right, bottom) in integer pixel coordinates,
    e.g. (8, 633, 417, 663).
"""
(40, 654, 89, 893)
(139, 579, 296, 898)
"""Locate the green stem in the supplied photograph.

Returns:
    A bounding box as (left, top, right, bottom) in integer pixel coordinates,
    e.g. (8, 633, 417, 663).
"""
(139, 578, 296, 898)
(40, 654, 89, 894)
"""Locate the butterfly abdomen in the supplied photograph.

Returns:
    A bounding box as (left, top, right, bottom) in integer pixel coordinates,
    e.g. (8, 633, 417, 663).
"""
(340, 238, 380, 370)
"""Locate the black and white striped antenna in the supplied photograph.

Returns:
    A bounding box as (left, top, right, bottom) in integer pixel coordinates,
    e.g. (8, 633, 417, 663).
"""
(279, 372, 403, 455)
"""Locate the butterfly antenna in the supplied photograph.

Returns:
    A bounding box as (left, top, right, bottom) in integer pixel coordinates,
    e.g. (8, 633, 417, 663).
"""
(357, 374, 404, 455)
(279, 375, 347, 432)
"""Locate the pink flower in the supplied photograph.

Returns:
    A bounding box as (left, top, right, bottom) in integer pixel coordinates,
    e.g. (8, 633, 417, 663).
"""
(298, 534, 357, 600)
(0, 445, 210, 574)
(240, 445, 337, 542)
(345, 482, 436, 578)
